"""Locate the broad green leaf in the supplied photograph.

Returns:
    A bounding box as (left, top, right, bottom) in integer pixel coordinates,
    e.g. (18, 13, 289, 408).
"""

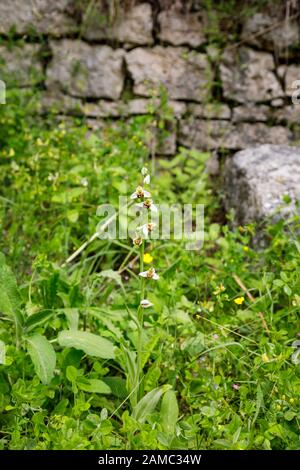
(26, 334, 56, 385)
(160, 389, 179, 434)
(132, 385, 171, 423)
(77, 378, 111, 394)
(0, 253, 21, 317)
(58, 330, 115, 359)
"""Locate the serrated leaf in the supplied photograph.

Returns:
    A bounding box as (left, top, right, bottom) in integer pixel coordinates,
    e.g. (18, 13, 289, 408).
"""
(132, 385, 171, 423)
(26, 334, 56, 385)
(58, 330, 115, 359)
(160, 389, 179, 434)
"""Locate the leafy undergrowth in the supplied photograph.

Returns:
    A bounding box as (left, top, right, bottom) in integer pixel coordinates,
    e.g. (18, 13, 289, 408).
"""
(0, 91, 299, 450)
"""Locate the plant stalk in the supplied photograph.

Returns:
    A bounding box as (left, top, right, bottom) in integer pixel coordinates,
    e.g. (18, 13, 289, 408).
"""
(135, 240, 145, 404)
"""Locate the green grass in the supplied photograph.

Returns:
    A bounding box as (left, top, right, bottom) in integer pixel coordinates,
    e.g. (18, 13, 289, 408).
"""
(0, 90, 299, 450)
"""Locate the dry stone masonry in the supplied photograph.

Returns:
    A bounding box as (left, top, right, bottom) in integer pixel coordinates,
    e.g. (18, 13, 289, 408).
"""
(224, 145, 300, 224)
(0, 0, 299, 157)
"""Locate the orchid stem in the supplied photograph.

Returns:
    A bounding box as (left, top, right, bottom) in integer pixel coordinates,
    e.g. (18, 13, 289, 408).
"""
(135, 240, 145, 404)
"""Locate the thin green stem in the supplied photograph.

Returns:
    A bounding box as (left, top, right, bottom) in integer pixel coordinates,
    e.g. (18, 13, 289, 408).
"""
(135, 241, 145, 405)
(14, 315, 22, 349)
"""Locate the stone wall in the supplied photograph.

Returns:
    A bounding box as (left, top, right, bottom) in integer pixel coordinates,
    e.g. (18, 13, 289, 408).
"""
(0, 0, 300, 155)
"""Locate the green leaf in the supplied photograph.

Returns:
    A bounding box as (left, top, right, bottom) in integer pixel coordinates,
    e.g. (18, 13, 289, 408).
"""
(58, 330, 115, 359)
(66, 209, 79, 223)
(160, 389, 179, 434)
(26, 334, 56, 385)
(252, 384, 264, 427)
(0, 253, 21, 317)
(24, 310, 53, 332)
(142, 334, 160, 368)
(284, 410, 296, 421)
(103, 376, 127, 399)
(66, 365, 78, 382)
(132, 385, 171, 423)
(77, 378, 111, 394)
(61, 308, 79, 330)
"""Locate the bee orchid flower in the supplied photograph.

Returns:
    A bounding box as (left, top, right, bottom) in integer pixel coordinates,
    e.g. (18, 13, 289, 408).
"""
(139, 267, 159, 280)
(136, 198, 158, 212)
(137, 223, 156, 238)
(130, 185, 151, 199)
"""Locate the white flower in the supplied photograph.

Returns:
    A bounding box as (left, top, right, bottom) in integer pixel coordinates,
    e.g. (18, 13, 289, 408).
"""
(137, 222, 156, 237)
(140, 299, 153, 308)
(81, 177, 88, 187)
(136, 199, 158, 212)
(141, 167, 148, 176)
(130, 185, 151, 199)
(143, 174, 150, 185)
(139, 268, 159, 280)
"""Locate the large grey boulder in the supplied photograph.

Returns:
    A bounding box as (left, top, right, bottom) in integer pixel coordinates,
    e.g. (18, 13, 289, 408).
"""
(220, 47, 283, 103)
(0, 0, 77, 36)
(224, 145, 300, 224)
(126, 46, 210, 102)
(46, 40, 124, 99)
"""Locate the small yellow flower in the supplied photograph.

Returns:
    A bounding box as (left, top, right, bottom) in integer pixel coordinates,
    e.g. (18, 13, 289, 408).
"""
(9, 148, 15, 157)
(143, 253, 153, 264)
(234, 296, 245, 305)
(243, 246, 249, 252)
(261, 353, 270, 363)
